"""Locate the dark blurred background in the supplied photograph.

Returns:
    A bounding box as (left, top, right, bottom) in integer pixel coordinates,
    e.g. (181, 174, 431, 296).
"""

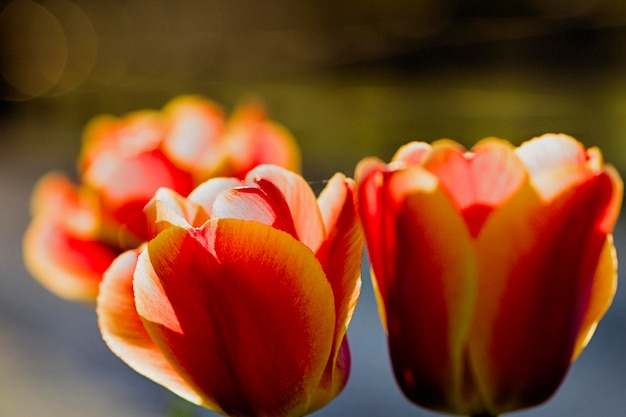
(2, 0, 626, 416)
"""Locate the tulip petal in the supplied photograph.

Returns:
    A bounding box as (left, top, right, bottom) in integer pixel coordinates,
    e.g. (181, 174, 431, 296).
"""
(211, 183, 299, 238)
(571, 235, 617, 359)
(516, 134, 588, 177)
(315, 173, 363, 396)
(187, 177, 242, 214)
(423, 139, 526, 237)
(383, 167, 477, 413)
(391, 141, 431, 166)
(23, 217, 118, 302)
(317, 173, 363, 338)
(223, 101, 301, 176)
(515, 134, 608, 203)
(135, 219, 336, 417)
(80, 111, 164, 170)
(161, 96, 225, 171)
(355, 157, 399, 315)
(245, 165, 326, 252)
(470, 172, 617, 413)
(143, 188, 206, 237)
(83, 149, 195, 240)
(97, 250, 212, 409)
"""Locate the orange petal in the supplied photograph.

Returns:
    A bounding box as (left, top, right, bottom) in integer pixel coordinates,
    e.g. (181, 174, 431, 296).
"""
(80, 111, 165, 172)
(143, 188, 208, 237)
(82, 148, 195, 241)
(161, 95, 225, 171)
(377, 166, 477, 413)
(135, 219, 336, 417)
(245, 165, 326, 252)
(355, 157, 398, 315)
(187, 177, 242, 214)
(314, 173, 364, 393)
(571, 235, 617, 359)
(223, 101, 301, 176)
(211, 182, 299, 238)
(516, 134, 588, 177)
(316, 174, 363, 337)
(30, 172, 101, 237)
(23, 217, 118, 302)
(96, 249, 213, 409)
(423, 139, 526, 237)
(515, 134, 601, 202)
(470, 171, 617, 413)
(391, 141, 432, 166)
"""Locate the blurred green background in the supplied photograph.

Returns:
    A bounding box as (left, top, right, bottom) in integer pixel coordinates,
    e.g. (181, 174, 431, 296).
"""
(2, 0, 626, 416)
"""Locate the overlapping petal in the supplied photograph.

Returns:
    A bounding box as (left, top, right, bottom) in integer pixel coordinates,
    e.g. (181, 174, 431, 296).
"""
(24, 96, 302, 303)
(97, 164, 363, 417)
(357, 133, 622, 416)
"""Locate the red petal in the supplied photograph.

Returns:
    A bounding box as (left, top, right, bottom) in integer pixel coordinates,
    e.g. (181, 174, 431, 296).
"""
(355, 158, 398, 318)
(423, 139, 526, 237)
(382, 167, 477, 413)
(315, 173, 364, 395)
(245, 165, 326, 252)
(211, 182, 299, 238)
(469, 171, 617, 412)
(135, 219, 336, 417)
(391, 141, 432, 166)
(358, 157, 478, 412)
(161, 96, 225, 171)
(23, 217, 118, 302)
(222, 101, 301, 177)
(187, 177, 242, 214)
(96, 249, 213, 409)
(571, 235, 617, 359)
(83, 149, 195, 240)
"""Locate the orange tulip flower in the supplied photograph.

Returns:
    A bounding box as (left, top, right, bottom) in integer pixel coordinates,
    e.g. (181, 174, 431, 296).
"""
(24, 96, 300, 302)
(356, 134, 622, 416)
(97, 165, 364, 417)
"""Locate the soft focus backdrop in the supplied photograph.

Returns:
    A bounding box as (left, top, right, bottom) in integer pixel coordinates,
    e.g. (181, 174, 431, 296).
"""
(2, 0, 626, 416)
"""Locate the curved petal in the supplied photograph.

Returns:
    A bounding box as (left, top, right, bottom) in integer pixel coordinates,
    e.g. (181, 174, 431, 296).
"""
(423, 139, 526, 237)
(223, 101, 301, 176)
(391, 141, 431, 166)
(316, 174, 363, 340)
(96, 249, 212, 409)
(187, 177, 242, 215)
(382, 167, 477, 413)
(355, 157, 398, 318)
(571, 235, 617, 359)
(143, 188, 205, 237)
(135, 219, 336, 417)
(23, 217, 118, 302)
(470, 171, 617, 413)
(211, 183, 299, 238)
(79, 111, 165, 172)
(314, 173, 364, 394)
(245, 164, 326, 252)
(83, 149, 195, 241)
(516, 134, 588, 177)
(161, 96, 225, 172)
(515, 134, 605, 203)
(307, 337, 351, 414)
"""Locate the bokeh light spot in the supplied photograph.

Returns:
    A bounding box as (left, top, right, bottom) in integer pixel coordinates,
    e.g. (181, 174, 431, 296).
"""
(0, 0, 67, 99)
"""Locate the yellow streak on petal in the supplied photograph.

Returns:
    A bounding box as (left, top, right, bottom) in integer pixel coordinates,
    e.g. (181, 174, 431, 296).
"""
(97, 249, 219, 410)
(571, 235, 617, 359)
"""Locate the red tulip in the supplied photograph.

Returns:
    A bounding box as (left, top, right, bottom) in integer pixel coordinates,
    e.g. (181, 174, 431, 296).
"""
(356, 134, 622, 416)
(97, 165, 364, 417)
(24, 96, 300, 302)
